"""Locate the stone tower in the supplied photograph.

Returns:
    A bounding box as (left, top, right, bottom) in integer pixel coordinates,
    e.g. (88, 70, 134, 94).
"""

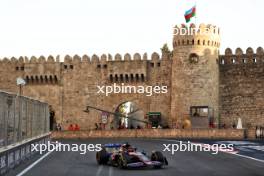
(171, 23, 221, 128)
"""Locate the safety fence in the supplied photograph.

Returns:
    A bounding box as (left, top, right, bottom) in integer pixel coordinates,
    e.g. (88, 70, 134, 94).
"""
(0, 133, 50, 175)
(0, 91, 50, 147)
(0, 91, 50, 175)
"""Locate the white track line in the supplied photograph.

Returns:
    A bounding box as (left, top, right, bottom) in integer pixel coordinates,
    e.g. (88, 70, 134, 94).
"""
(232, 153, 264, 163)
(96, 165, 103, 176)
(109, 166, 113, 176)
(16, 151, 53, 176)
(158, 139, 264, 163)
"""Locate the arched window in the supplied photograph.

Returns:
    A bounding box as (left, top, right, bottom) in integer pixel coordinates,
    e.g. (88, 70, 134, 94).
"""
(40, 75, 44, 83)
(31, 76, 34, 83)
(54, 75, 58, 83)
(141, 74, 145, 81)
(120, 74, 124, 82)
(189, 53, 199, 63)
(45, 75, 48, 83)
(25, 76, 30, 83)
(125, 74, 129, 82)
(35, 76, 39, 83)
(135, 74, 139, 81)
(49, 75, 53, 83)
(130, 74, 134, 82)
(110, 74, 113, 82)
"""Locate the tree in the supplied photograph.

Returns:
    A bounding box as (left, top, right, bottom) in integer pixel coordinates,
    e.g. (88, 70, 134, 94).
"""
(160, 43, 173, 57)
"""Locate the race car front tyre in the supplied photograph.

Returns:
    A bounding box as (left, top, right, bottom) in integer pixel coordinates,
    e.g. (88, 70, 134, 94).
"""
(96, 149, 108, 165)
(117, 155, 127, 169)
(151, 151, 167, 168)
(117, 158, 124, 169)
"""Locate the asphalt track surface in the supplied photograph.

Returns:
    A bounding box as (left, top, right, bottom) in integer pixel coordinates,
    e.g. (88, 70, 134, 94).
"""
(6, 138, 264, 176)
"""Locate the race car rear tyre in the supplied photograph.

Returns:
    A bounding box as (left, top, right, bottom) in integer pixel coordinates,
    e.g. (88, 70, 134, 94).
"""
(151, 151, 167, 168)
(96, 149, 108, 165)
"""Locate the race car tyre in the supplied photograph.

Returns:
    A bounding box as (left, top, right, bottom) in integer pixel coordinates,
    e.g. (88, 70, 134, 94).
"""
(151, 151, 167, 168)
(117, 158, 124, 169)
(96, 149, 108, 165)
(117, 155, 127, 169)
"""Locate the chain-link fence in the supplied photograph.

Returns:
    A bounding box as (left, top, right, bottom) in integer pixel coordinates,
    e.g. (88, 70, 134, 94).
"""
(0, 91, 49, 148)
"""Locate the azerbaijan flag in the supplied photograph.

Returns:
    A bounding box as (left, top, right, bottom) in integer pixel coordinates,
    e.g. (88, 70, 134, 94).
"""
(184, 6, 196, 23)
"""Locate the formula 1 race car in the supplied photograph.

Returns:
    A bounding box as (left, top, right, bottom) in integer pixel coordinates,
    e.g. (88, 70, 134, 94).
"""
(96, 143, 168, 169)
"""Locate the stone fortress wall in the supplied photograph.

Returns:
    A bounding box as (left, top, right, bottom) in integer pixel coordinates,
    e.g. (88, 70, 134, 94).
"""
(0, 52, 172, 129)
(219, 47, 264, 128)
(0, 23, 263, 129)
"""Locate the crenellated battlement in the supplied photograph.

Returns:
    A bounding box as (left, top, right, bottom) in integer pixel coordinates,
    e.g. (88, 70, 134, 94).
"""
(62, 52, 166, 63)
(0, 52, 170, 65)
(0, 55, 60, 64)
(0, 52, 172, 85)
(173, 23, 220, 49)
(219, 47, 264, 65)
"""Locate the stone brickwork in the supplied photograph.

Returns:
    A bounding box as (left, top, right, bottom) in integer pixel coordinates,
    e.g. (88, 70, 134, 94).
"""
(0, 53, 172, 130)
(219, 47, 264, 128)
(0, 23, 263, 130)
(171, 24, 220, 126)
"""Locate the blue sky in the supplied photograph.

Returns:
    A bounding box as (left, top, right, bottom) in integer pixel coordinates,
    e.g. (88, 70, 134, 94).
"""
(0, 0, 263, 59)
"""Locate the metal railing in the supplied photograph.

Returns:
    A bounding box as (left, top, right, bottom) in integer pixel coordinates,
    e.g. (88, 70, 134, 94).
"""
(0, 91, 50, 148)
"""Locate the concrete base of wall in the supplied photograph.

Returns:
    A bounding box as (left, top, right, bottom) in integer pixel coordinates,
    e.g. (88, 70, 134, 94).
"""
(51, 129, 253, 140)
